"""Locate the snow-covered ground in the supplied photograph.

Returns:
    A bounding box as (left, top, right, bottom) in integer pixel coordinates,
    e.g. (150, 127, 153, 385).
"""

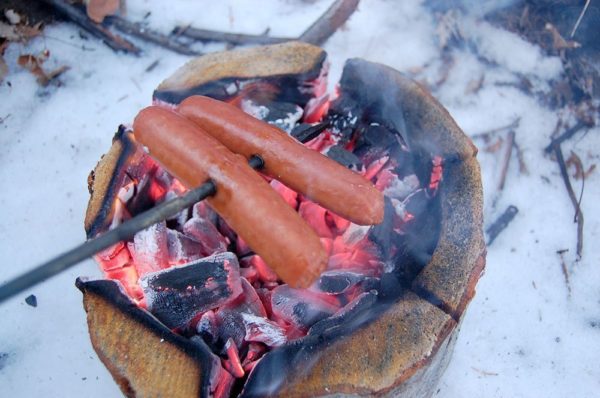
(1, 1, 598, 397)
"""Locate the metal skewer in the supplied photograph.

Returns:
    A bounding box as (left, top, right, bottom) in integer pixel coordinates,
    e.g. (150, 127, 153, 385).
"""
(0, 155, 265, 304)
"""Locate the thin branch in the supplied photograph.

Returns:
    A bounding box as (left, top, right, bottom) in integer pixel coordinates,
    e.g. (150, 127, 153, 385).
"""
(174, 0, 360, 47)
(471, 118, 521, 141)
(40, 0, 140, 54)
(172, 26, 290, 46)
(557, 249, 571, 297)
(544, 120, 588, 154)
(486, 205, 519, 245)
(106, 16, 202, 56)
(570, 0, 591, 39)
(497, 130, 515, 191)
(552, 144, 584, 259)
(299, 0, 360, 45)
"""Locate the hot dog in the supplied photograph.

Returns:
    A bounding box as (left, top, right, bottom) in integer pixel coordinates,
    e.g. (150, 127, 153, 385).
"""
(133, 106, 327, 288)
(177, 95, 384, 226)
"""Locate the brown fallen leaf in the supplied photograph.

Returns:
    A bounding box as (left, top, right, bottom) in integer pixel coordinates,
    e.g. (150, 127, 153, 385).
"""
(17, 51, 70, 86)
(545, 23, 581, 51)
(86, 0, 121, 24)
(0, 41, 8, 83)
(566, 151, 596, 180)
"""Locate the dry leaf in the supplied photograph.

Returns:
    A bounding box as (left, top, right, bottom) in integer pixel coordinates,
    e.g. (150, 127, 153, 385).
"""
(86, 0, 121, 24)
(0, 21, 42, 43)
(0, 57, 8, 83)
(545, 23, 581, 50)
(17, 51, 70, 86)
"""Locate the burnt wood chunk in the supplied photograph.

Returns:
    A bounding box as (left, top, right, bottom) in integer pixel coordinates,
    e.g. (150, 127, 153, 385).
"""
(290, 122, 329, 143)
(153, 41, 326, 105)
(413, 157, 486, 319)
(326, 145, 363, 170)
(333, 58, 478, 161)
(141, 252, 243, 329)
(76, 279, 217, 398)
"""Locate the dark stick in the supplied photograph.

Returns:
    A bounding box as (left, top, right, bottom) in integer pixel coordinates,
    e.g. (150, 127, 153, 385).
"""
(544, 120, 587, 154)
(175, 0, 360, 47)
(497, 130, 515, 191)
(0, 155, 265, 304)
(172, 26, 290, 46)
(486, 205, 519, 245)
(40, 0, 140, 54)
(556, 249, 571, 297)
(106, 16, 202, 56)
(299, 0, 360, 45)
(552, 144, 584, 258)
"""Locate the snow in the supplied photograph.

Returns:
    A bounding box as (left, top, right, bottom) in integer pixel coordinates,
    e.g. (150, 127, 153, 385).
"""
(1, 0, 599, 397)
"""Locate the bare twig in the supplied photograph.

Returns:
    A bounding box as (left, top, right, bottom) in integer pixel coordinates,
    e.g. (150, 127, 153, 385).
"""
(486, 205, 519, 245)
(299, 0, 360, 45)
(471, 118, 521, 141)
(544, 121, 588, 154)
(175, 0, 360, 47)
(552, 144, 584, 259)
(172, 26, 290, 46)
(513, 139, 529, 175)
(570, 0, 591, 38)
(40, 0, 140, 54)
(556, 249, 571, 297)
(497, 130, 515, 191)
(106, 16, 201, 56)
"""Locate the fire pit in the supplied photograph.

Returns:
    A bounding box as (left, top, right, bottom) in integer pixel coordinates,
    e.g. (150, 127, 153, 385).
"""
(79, 42, 484, 397)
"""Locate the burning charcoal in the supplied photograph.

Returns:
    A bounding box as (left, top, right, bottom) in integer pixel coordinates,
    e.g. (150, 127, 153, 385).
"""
(126, 174, 157, 215)
(215, 309, 246, 351)
(304, 130, 338, 153)
(235, 236, 253, 258)
(104, 264, 142, 300)
(162, 190, 189, 228)
(325, 211, 351, 234)
(308, 291, 378, 337)
(183, 217, 228, 256)
(369, 196, 395, 260)
(290, 122, 328, 144)
(298, 201, 334, 238)
(192, 201, 218, 225)
(222, 278, 267, 317)
(303, 94, 330, 123)
(95, 241, 131, 272)
(241, 255, 278, 284)
(140, 252, 243, 329)
(223, 338, 245, 378)
(128, 221, 169, 276)
(317, 270, 370, 295)
(166, 229, 204, 265)
(364, 155, 390, 180)
(271, 285, 340, 330)
(196, 310, 218, 346)
(355, 124, 400, 163)
(241, 99, 303, 133)
(270, 179, 298, 209)
(211, 363, 235, 398)
(241, 312, 287, 347)
(25, 294, 37, 307)
(375, 169, 420, 201)
(325, 145, 363, 171)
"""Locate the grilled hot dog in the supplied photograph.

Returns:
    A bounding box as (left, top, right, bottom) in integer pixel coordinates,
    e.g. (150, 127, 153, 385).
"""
(133, 106, 327, 288)
(177, 95, 384, 226)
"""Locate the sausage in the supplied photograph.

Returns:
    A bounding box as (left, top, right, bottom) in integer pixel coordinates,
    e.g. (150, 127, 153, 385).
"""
(133, 106, 327, 288)
(177, 95, 384, 226)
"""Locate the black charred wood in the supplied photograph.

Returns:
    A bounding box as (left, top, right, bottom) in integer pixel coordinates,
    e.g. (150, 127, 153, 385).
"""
(25, 294, 37, 307)
(308, 291, 378, 337)
(326, 145, 363, 170)
(290, 121, 329, 143)
(369, 196, 395, 260)
(141, 252, 242, 329)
